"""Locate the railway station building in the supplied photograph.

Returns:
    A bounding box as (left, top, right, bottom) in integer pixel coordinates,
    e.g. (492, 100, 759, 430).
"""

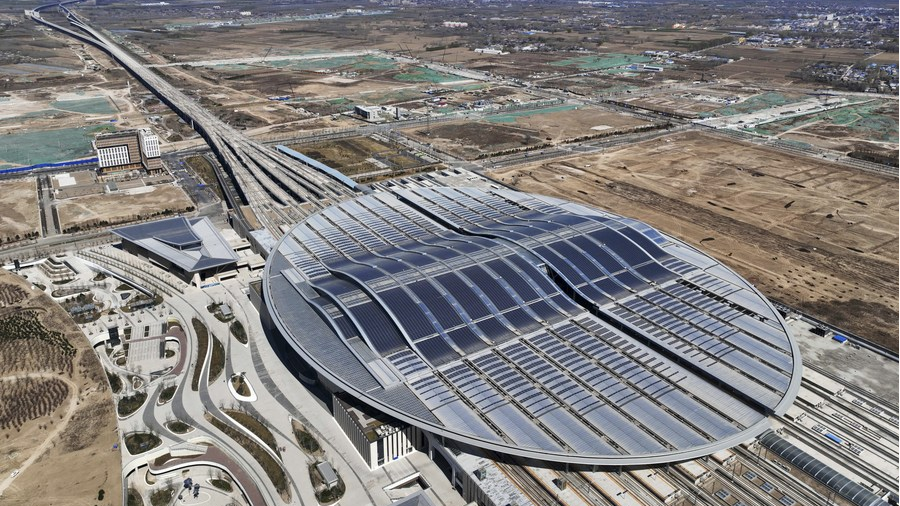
(260, 186, 803, 503)
(113, 216, 239, 285)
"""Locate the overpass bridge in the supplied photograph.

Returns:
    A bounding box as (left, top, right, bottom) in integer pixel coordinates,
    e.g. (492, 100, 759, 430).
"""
(28, 2, 360, 243)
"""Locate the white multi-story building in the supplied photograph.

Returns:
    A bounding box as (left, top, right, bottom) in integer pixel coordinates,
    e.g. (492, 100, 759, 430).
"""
(139, 129, 161, 158)
(333, 393, 423, 470)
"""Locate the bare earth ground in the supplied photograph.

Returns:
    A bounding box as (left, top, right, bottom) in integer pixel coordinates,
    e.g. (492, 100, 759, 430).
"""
(57, 184, 193, 233)
(490, 130, 899, 350)
(289, 136, 427, 177)
(410, 121, 544, 160)
(707, 46, 880, 84)
(406, 107, 651, 159)
(621, 86, 790, 117)
(866, 52, 900, 64)
(494, 107, 649, 140)
(0, 178, 39, 243)
(0, 270, 120, 506)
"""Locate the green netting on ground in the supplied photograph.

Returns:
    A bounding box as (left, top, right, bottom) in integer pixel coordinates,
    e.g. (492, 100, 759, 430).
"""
(550, 53, 652, 70)
(752, 100, 898, 143)
(216, 63, 252, 71)
(450, 83, 490, 91)
(850, 115, 898, 143)
(486, 104, 580, 123)
(0, 125, 114, 166)
(351, 55, 397, 71)
(51, 97, 116, 114)
(213, 54, 394, 72)
(393, 67, 459, 83)
(712, 92, 801, 117)
(0, 110, 62, 125)
(360, 89, 425, 104)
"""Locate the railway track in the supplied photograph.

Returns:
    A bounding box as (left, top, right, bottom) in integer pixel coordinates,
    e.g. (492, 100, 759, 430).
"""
(31, 2, 361, 239)
(667, 460, 762, 506)
(807, 362, 900, 413)
(726, 447, 828, 506)
(808, 403, 899, 466)
(780, 421, 896, 494)
(494, 460, 560, 506)
(563, 471, 616, 506)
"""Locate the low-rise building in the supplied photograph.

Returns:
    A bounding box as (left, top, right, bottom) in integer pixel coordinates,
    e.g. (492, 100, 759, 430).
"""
(333, 392, 423, 470)
(474, 47, 505, 55)
(354, 105, 382, 122)
(112, 216, 240, 285)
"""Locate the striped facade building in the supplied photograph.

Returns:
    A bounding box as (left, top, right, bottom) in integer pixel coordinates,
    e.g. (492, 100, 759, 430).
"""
(333, 392, 424, 470)
(93, 128, 164, 177)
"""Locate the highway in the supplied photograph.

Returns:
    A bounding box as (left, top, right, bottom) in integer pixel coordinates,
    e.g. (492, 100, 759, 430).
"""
(29, 3, 360, 238)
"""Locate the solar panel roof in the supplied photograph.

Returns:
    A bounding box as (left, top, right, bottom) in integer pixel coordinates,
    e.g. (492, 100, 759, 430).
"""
(264, 187, 802, 465)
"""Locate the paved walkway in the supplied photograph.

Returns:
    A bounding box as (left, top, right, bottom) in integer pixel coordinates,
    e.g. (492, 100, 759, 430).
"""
(148, 445, 265, 506)
(65, 252, 465, 506)
(217, 278, 466, 506)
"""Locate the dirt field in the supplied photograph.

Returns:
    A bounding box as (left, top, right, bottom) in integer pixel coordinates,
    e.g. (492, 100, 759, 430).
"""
(620, 87, 772, 118)
(707, 46, 880, 83)
(57, 184, 194, 233)
(0, 178, 39, 243)
(598, 29, 738, 53)
(488, 106, 649, 139)
(289, 136, 429, 178)
(490, 131, 899, 350)
(0, 8, 184, 159)
(866, 52, 900, 64)
(410, 121, 544, 159)
(755, 99, 898, 155)
(0, 269, 120, 505)
(0, 38, 160, 164)
(407, 106, 651, 159)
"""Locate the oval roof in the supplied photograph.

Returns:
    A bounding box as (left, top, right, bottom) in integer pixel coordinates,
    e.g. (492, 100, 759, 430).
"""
(264, 187, 801, 465)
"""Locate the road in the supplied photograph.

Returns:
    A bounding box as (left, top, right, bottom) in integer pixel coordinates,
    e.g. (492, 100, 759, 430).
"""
(36, 175, 58, 237)
(110, 285, 286, 506)
(30, 4, 360, 237)
(0, 228, 116, 264)
(147, 49, 373, 68)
